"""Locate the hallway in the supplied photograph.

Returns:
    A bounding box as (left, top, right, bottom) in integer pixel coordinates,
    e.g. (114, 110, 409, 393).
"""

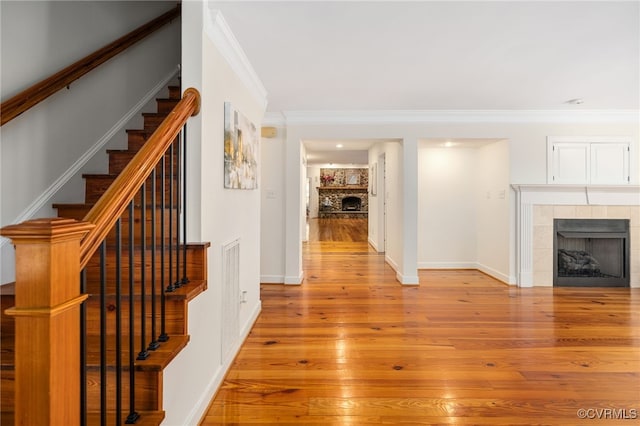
(200, 220, 640, 424)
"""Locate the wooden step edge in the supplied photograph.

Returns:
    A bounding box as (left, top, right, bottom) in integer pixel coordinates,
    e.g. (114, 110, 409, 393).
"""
(141, 112, 169, 118)
(0, 283, 15, 295)
(126, 129, 153, 135)
(85, 334, 190, 371)
(85, 279, 207, 302)
(52, 202, 95, 209)
(86, 410, 165, 426)
(166, 279, 207, 302)
(82, 173, 119, 179)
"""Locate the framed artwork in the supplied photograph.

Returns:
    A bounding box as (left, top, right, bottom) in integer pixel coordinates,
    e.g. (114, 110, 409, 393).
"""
(224, 102, 259, 189)
(370, 163, 377, 195)
(346, 170, 360, 185)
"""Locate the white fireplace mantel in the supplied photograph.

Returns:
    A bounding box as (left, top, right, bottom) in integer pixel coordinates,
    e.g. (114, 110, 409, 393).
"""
(512, 184, 640, 287)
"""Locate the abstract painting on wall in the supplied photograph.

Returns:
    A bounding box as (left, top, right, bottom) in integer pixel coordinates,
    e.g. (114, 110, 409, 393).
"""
(224, 102, 258, 189)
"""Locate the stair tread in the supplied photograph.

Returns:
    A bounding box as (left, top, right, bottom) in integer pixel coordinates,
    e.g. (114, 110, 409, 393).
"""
(85, 334, 190, 371)
(84, 279, 207, 301)
(2, 334, 189, 371)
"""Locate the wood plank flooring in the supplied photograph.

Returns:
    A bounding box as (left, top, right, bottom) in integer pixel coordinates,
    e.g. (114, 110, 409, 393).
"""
(201, 219, 640, 425)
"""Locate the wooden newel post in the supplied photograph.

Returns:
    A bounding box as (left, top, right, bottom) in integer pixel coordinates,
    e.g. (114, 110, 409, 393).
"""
(1, 218, 94, 425)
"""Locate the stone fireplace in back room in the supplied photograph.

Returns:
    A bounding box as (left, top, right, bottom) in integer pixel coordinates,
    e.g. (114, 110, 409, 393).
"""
(554, 219, 630, 287)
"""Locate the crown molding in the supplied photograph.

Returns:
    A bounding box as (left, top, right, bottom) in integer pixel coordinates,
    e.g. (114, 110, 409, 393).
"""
(264, 109, 639, 126)
(205, 8, 268, 111)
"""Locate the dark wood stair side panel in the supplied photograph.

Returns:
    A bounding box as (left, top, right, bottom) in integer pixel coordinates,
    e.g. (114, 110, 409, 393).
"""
(156, 98, 179, 114)
(83, 283, 206, 337)
(142, 113, 168, 132)
(54, 203, 179, 246)
(107, 150, 178, 175)
(85, 369, 161, 412)
(167, 86, 181, 100)
(81, 244, 209, 288)
(0, 287, 15, 415)
(82, 174, 178, 205)
(126, 129, 154, 151)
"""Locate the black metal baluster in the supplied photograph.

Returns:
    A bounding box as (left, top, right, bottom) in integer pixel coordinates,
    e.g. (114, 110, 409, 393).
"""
(137, 183, 149, 361)
(148, 166, 160, 351)
(99, 240, 107, 426)
(181, 125, 189, 285)
(174, 135, 182, 289)
(115, 219, 122, 425)
(80, 269, 87, 426)
(159, 153, 169, 343)
(126, 201, 140, 424)
(166, 141, 176, 293)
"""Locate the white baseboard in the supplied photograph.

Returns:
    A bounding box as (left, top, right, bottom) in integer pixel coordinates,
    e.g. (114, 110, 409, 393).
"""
(417, 261, 478, 269)
(260, 275, 284, 284)
(182, 300, 262, 425)
(284, 272, 303, 285)
(418, 261, 513, 285)
(476, 263, 511, 284)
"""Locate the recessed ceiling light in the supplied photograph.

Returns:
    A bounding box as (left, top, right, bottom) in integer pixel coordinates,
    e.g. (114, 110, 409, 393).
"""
(444, 141, 454, 148)
(336, 144, 343, 148)
(565, 98, 584, 105)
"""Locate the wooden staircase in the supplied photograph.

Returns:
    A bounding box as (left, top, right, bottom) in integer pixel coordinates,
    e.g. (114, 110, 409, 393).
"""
(0, 86, 208, 425)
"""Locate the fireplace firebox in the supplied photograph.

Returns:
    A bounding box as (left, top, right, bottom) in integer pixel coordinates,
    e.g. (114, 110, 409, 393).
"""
(553, 219, 630, 287)
(341, 196, 362, 211)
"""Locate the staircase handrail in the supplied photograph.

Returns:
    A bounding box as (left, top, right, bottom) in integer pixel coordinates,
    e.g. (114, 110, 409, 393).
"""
(0, 4, 180, 126)
(79, 87, 200, 270)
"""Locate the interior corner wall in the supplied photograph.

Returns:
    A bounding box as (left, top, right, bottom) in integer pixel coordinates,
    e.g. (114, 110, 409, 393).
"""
(382, 141, 403, 274)
(163, 3, 264, 424)
(261, 127, 286, 282)
(475, 140, 512, 283)
(417, 145, 478, 268)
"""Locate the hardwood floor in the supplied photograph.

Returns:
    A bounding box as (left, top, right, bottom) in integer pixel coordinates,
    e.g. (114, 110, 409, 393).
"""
(201, 219, 640, 425)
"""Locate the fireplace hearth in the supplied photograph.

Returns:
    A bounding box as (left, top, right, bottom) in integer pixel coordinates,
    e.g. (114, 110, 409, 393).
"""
(553, 219, 630, 287)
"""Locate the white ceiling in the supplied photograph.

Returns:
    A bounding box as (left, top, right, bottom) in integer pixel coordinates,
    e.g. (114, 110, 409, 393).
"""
(212, 1, 639, 162)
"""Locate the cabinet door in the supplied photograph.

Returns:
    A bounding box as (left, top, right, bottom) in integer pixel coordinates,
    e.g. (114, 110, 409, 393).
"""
(551, 143, 589, 184)
(590, 143, 630, 184)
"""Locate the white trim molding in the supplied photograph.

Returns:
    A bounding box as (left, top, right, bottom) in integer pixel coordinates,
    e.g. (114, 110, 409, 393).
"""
(265, 109, 640, 126)
(205, 8, 268, 111)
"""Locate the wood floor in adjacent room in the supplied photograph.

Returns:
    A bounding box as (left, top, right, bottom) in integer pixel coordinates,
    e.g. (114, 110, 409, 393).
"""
(201, 218, 640, 425)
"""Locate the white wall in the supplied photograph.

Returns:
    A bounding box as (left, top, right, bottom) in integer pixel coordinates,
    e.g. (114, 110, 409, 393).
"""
(0, 1, 181, 283)
(162, 3, 265, 424)
(476, 140, 512, 282)
(261, 127, 286, 282)
(418, 145, 478, 268)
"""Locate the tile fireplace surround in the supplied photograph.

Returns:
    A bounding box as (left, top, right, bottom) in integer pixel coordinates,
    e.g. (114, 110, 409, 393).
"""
(512, 185, 640, 287)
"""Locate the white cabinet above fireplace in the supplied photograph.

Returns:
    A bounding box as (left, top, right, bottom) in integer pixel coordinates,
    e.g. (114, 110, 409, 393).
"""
(547, 137, 631, 185)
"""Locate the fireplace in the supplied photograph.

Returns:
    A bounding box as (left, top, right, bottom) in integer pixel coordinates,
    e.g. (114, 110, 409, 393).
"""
(553, 219, 630, 287)
(341, 196, 362, 211)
